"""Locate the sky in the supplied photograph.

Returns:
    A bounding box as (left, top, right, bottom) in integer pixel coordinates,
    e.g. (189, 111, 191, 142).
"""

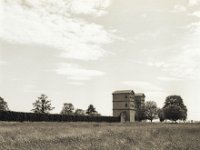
(0, 0, 200, 120)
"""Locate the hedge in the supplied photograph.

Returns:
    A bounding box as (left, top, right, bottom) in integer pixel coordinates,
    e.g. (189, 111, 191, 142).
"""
(0, 111, 120, 122)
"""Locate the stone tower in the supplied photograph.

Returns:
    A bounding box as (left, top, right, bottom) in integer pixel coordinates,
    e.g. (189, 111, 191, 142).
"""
(112, 90, 136, 122)
(135, 93, 145, 109)
(135, 93, 145, 121)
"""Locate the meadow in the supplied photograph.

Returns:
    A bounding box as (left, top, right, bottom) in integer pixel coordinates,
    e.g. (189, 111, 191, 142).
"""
(0, 122, 199, 150)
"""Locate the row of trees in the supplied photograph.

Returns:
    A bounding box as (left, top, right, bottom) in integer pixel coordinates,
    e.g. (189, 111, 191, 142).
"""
(0, 94, 188, 122)
(60, 103, 99, 116)
(136, 95, 187, 122)
(32, 94, 100, 116)
(0, 94, 100, 116)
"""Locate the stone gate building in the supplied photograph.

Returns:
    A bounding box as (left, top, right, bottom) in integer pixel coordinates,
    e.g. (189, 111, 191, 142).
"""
(112, 90, 145, 122)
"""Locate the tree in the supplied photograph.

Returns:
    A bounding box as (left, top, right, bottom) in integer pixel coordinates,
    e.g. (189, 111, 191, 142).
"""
(61, 103, 74, 115)
(74, 109, 85, 115)
(86, 104, 97, 115)
(163, 95, 187, 121)
(163, 105, 184, 122)
(158, 108, 165, 122)
(0, 97, 9, 111)
(31, 94, 55, 113)
(144, 101, 158, 122)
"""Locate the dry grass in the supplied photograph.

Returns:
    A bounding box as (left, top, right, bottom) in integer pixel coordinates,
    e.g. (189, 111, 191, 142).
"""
(0, 122, 199, 150)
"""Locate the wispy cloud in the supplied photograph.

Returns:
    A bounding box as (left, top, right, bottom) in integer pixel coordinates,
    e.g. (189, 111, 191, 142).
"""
(141, 20, 200, 81)
(55, 63, 105, 82)
(157, 76, 183, 81)
(122, 81, 163, 92)
(189, 0, 200, 6)
(145, 91, 168, 107)
(10, 78, 23, 81)
(0, 0, 114, 61)
(193, 11, 200, 18)
(67, 81, 84, 86)
(69, 0, 112, 16)
(145, 46, 200, 81)
(0, 61, 6, 65)
(172, 5, 186, 13)
(23, 83, 47, 94)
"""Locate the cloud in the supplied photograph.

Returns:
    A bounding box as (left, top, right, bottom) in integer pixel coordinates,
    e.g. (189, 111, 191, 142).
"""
(69, 0, 112, 16)
(67, 81, 84, 86)
(147, 61, 170, 68)
(143, 20, 200, 81)
(121, 81, 167, 107)
(157, 76, 183, 81)
(23, 84, 41, 93)
(173, 5, 186, 13)
(145, 91, 168, 107)
(193, 11, 200, 18)
(128, 0, 200, 82)
(10, 78, 23, 81)
(189, 0, 200, 6)
(0, 61, 6, 65)
(0, 0, 114, 61)
(146, 49, 200, 80)
(122, 81, 163, 92)
(55, 63, 105, 81)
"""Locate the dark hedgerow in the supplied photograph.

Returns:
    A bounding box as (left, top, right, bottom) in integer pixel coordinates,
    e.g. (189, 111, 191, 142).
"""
(0, 111, 120, 122)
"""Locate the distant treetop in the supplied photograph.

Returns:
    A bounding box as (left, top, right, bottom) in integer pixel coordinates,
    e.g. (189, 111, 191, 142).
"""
(0, 97, 9, 111)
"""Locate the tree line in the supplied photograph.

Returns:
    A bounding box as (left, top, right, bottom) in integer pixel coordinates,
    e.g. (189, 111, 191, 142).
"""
(0, 94, 119, 122)
(0, 94, 188, 122)
(0, 94, 100, 116)
(135, 95, 187, 122)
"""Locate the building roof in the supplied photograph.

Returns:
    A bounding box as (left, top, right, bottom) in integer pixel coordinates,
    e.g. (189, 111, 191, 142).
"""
(112, 90, 134, 94)
(135, 93, 145, 97)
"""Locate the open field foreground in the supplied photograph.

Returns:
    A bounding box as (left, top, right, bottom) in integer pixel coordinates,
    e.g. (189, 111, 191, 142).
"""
(0, 122, 199, 150)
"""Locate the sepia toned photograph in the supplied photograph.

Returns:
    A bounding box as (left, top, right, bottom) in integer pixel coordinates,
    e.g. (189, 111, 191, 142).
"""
(0, 0, 200, 149)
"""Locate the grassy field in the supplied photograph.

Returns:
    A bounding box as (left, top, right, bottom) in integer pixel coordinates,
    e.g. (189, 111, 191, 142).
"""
(0, 122, 199, 150)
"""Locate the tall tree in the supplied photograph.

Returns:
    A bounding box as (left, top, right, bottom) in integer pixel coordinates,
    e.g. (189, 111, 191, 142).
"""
(0, 97, 9, 111)
(31, 94, 55, 113)
(61, 103, 74, 115)
(86, 104, 97, 115)
(163, 95, 187, 121)
(144, 101, 158, 122)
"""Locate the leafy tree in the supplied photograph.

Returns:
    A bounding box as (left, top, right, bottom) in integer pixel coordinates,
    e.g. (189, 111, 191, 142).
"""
(61, 103, 74, 115)
(163, 95, 187, 121)
(74, 109, 85, 115)
(163, 105, 184, 122)
(158, 108, 165, 122)
(86, 104, 97, 115)
(163, 95, 186, 108)
(31, 94, 55, 113)
(144, 101, 158, 122)
(0, 97, 9, 111)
